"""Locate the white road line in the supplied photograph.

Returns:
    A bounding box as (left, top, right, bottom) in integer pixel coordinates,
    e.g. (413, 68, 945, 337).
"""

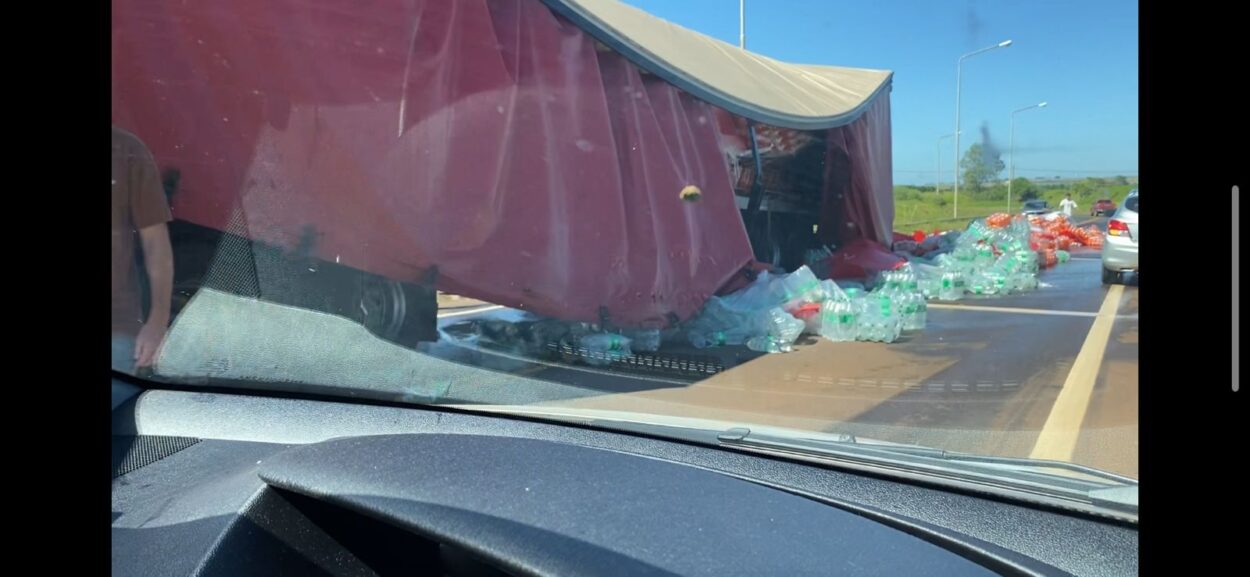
(1028, 284, 1125, 461)
(438, 304, 505, 318)
(928, 302, 1135, 320)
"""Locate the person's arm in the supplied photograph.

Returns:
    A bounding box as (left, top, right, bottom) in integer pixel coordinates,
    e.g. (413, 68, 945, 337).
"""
(137, 223, 173, 362)
(128, 135, 175, 367)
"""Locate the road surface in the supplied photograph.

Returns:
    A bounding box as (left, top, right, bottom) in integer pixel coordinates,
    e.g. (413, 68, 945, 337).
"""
(156, 216, 1138, 477)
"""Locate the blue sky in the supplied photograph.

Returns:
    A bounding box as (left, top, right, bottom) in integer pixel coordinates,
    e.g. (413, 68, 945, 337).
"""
(618, 0, 1138, 185)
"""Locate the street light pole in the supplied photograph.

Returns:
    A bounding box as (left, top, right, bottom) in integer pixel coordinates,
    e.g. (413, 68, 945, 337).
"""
(954, 39, 1012, 219)
(1008, 101, 1047, 213)
(936, 132, 956, 196)
(739, 0, 745, 48)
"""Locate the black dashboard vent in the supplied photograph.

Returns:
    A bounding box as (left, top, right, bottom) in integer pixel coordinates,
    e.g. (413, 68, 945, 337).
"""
(112, 435, 201, 479)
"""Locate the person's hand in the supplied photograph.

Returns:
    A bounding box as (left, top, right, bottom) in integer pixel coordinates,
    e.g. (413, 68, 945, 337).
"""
(134, 321, 167, 368)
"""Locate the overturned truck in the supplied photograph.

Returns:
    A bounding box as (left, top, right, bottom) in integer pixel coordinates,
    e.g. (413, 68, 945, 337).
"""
(112, 0, 894, 347)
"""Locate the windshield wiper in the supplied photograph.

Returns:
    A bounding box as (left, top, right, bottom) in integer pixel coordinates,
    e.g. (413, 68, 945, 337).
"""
(902, 450, 1136, 485)
(467, 408, 1138, 521)
(715, 427, 1137, 519)
(717, 427, 1134, 483)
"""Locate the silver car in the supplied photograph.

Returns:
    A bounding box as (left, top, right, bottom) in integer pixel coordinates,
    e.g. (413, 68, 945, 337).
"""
(1101, 189, 1138, 284)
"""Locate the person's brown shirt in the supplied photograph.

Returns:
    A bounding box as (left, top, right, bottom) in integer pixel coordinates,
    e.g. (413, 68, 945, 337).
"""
(112, 126, 172, 335)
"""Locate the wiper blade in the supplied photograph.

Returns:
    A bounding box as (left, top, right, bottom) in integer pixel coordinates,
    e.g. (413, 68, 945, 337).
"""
(716, 427, 1137, 519)
(915, 451, 1137, 486)
(481, 409, 1139, 521)
(450, 404, 1135, 519)
(718, 427, 1134, 484)
(716, 427, 961, 467)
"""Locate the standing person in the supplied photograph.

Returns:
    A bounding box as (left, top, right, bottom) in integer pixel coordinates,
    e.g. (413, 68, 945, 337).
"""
(112, 126, 174, 373)
(1058, 193, 1078, 217)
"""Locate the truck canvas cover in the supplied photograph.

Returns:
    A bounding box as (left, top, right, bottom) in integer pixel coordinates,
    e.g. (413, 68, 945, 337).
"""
(112, 0, 893, 327)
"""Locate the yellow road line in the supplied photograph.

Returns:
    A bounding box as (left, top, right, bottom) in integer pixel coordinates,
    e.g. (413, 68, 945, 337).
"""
(1029, 284, 1125, 460)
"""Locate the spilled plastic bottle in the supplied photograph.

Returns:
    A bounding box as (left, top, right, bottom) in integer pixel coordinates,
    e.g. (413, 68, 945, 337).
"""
(913, 293, 928, 330)
(852, 287, 902, 343)
(919, 278, 941, 300)
(818, 297, 857, 342)
(759, 307, 805, 344)
(939, 271, 964, 301)
(623, 329, 662, 352)
(689, 330, 732, 349)
(746, 335, 794, 354)
(579, 333, 633, 366)
(900, 292, 926, 331)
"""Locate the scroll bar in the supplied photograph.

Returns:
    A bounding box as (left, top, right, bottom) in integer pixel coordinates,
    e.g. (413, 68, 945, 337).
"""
(1235, 185, 1240, 391)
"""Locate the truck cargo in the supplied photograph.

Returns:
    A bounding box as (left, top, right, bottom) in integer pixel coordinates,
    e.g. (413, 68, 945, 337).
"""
(112, 0, 894, 347)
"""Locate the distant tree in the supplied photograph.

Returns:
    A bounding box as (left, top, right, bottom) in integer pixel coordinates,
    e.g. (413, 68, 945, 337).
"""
(1011, 177, 1040, 201)
(893, 187, 921, 201)
(978, 184, 1007, 201)
(959, 143, 1005, 194)
(1072, 179, 1103, 200)
(1114, 175, 1129, 186)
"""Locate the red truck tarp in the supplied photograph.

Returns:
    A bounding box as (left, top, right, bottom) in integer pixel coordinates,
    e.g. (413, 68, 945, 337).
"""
(112, 0, 892, 327)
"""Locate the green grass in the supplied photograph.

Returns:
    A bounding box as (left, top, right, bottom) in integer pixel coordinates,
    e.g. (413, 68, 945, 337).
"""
(893, 179, 1136, 232)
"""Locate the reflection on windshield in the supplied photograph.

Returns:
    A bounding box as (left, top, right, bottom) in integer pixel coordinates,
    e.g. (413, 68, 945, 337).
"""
(112, 126, 173, 375)
(111, 0, 1139, 501)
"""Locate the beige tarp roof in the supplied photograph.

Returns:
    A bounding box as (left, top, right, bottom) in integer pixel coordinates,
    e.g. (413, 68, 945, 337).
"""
(543, 0, 893, 130)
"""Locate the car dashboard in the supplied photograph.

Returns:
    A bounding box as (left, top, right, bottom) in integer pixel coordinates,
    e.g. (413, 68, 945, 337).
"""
(112, 380, 1137, 577)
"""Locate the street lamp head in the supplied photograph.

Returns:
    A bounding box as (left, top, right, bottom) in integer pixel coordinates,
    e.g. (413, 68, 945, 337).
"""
(998, 39, 1013, 47)
(1038, 101, 1048, 108)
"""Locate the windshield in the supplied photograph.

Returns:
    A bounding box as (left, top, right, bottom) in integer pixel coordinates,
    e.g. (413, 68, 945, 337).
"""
(111, 0, 1138, 516)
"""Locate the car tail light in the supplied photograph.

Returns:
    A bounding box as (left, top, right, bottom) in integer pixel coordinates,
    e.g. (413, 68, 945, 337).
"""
(1108, 219, 1131, 237)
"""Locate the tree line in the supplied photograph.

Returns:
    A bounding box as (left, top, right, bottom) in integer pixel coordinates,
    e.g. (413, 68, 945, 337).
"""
(928, 144, 1133, 202)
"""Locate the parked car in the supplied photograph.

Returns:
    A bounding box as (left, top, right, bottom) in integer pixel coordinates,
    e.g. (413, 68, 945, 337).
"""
(1101, 189, 1138, 284)
(1091, 198, 1116, 216)
(1021, 199, 1051, 216)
